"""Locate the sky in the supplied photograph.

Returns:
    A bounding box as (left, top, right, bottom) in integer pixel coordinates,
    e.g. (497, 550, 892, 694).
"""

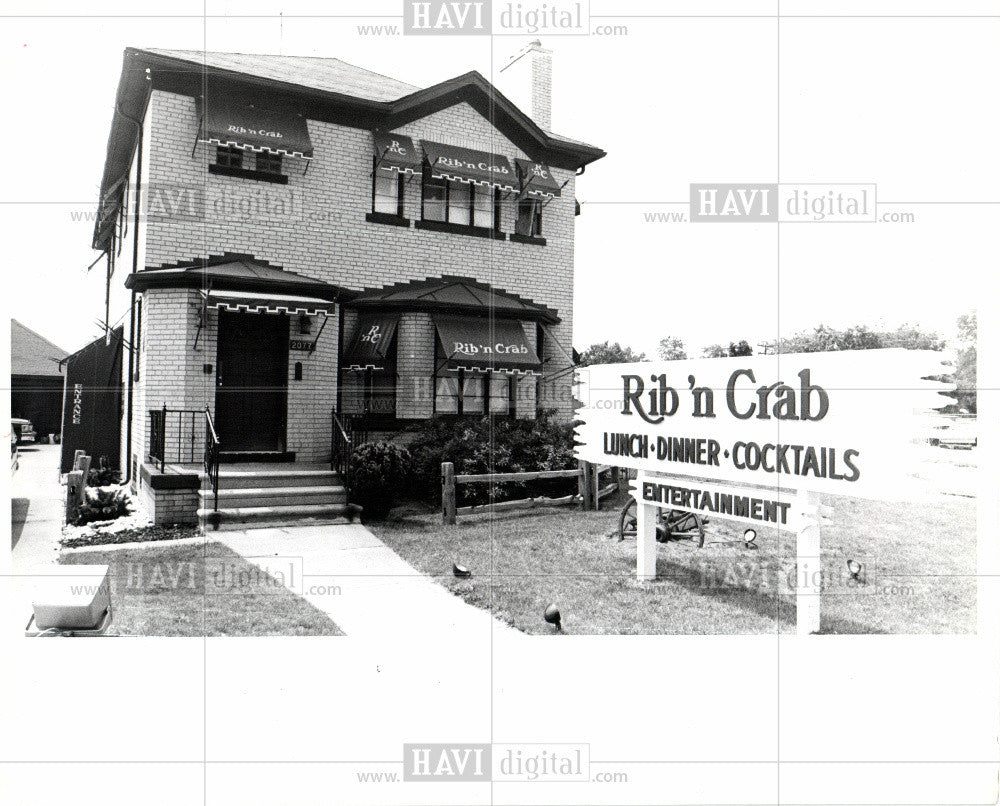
(1, 2, 994, 359)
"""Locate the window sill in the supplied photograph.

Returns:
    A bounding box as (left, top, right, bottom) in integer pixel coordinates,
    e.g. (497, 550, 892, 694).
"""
(415, 219, 507, 240)
(366, 212, 411, 228)
(509, 233, 547, 246)
(208, 164, 289, 184)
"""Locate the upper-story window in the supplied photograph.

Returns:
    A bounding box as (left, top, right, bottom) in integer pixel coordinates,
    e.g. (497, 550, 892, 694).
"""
(216, 145, 244, 169)
(372, 161, 405, 216)
(515, 198, 543, 238)
(422, 170, 499, 230)
(256, 151, 283, 175)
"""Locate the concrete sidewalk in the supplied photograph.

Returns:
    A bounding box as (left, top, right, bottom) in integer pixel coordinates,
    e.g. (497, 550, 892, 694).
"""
(218, 523, 519, 639)
(11, 445, 65, 572)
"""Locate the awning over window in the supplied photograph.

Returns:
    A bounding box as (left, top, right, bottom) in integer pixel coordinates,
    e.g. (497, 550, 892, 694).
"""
(422, 141, 517, 193)
(516, 159, 562, 199)
(373, 132, 421, 176)
(435, 316, 541, 374)
(343, 313, 399, 371)
(197, 97, 313, 159)
(203, 289, 333, 316)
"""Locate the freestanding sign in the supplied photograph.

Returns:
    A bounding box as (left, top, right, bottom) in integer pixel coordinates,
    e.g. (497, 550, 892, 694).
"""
(574, 349, 951, 634)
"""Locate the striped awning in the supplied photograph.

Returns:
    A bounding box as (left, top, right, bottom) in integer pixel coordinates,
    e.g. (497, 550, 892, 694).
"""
(197, 97, 313, 159)
(422, 141, 517, 193)
(203, 289, 333, 316)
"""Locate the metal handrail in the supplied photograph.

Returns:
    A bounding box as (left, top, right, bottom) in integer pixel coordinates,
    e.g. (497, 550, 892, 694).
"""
(204, 407, 220, 513)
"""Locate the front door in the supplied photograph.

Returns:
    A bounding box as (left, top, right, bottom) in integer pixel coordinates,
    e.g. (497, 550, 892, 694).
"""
(215, 310, 289, 452)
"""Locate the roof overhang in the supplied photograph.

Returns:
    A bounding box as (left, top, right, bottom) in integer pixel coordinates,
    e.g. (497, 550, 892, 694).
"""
(125, 254, 348, 301)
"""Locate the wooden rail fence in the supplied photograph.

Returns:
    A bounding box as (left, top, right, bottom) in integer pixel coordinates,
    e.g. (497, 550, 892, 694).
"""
(441, 461, 620, 524)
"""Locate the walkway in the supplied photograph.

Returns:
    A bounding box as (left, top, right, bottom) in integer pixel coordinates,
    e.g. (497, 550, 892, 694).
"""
(11, 444, 65, 572)
(217, 523, 519, 639)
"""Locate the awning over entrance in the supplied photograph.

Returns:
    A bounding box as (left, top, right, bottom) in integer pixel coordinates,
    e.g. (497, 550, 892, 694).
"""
(422, 141, 517, 193)
(516, 159, 562, 200)
(435, 316, 541, 374)
(197, 97, 313, 159)
(203, 289, 333, 316)
(343, 313, 399, 371)
(373, 132, 421, 176)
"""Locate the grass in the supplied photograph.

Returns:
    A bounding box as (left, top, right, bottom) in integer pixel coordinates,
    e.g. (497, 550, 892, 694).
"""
(372, 490, 976, 635)
(60, 542, 344, 636)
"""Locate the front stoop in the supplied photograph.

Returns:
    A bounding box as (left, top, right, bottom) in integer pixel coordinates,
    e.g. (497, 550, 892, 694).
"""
(197, 467, 362, 531)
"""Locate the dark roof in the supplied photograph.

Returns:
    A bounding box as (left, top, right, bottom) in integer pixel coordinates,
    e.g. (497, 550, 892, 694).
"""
(125, 253, 347, 300)
(93, 48, 606, 250)
(348, 275, 559, 324)
(11, 319, 68, 377)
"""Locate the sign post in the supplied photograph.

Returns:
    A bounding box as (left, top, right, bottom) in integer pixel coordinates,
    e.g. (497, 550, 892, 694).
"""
(796, 488, 822, 635)
(635, 497, 658, 581)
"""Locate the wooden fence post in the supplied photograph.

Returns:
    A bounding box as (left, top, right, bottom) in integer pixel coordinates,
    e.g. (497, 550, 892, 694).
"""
(76, 454, 92, 487)
(66, 470, 85, 524)
(579, 461, 594, 511)
(591, 463, 600, 510)
(442, 462, 456, 525)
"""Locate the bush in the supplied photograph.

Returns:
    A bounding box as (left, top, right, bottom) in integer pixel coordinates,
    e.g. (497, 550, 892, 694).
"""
(349, 441, 413, 521)
(407, 409, 578, 507)
(74, 487, 131, 526)
(88, 466, 121, 487)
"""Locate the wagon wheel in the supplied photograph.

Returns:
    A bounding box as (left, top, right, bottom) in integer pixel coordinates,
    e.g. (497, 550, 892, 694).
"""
(618, 498, 637, 541)
(665, 511, 706, 548)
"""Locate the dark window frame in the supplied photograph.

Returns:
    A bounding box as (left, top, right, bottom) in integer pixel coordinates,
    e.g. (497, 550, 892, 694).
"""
(433, 338, 516, 418)
(215, 145, 244, 169)
(371, 158, 407, 218)
(421, 165, 502, 233)
(515, 197, 543, 238)
(256, 151, 283, 175)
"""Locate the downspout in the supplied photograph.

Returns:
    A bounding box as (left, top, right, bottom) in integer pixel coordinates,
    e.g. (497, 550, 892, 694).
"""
(124, 122, 143, 484)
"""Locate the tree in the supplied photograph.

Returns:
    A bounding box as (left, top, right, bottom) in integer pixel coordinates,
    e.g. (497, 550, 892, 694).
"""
(953, 312, 977, 413)
(577, 341, 646, 366)
(703, 340, 753, 358)
(657, 337, 687, 361)
(768, 323, 943, 354)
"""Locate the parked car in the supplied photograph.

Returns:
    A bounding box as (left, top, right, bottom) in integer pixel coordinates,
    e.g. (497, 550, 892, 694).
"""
(11, 417, 37, 445)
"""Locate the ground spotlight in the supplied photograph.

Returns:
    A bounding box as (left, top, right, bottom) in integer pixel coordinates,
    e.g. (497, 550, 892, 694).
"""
(847, 559, 863, 580)
(543, 603, 562, 631)
(744, 528, 758, 549)
(453, 562, 472, 578)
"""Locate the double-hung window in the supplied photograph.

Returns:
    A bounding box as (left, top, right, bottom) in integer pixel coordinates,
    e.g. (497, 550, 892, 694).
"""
(373, 161, 406, 216)
(256, 151, 283, 175)
(216, 145, 244, 169)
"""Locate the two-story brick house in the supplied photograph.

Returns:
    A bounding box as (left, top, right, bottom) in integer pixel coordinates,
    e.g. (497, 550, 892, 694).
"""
(92, 45, 605, 528)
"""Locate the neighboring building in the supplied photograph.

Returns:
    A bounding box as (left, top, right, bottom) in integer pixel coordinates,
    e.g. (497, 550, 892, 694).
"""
(92, 45, 605, 527)
(11, 319, 68, 439)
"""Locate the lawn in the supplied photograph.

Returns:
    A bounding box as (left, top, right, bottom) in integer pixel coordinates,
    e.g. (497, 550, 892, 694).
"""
(60, 542, 343, 636)
(372, 490, 976, 635)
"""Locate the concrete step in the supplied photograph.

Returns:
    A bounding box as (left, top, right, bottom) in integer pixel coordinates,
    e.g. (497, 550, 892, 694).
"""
(205, 468, 343, 490)
(199, 502, 363, 532)
(198, 485, 347, 509)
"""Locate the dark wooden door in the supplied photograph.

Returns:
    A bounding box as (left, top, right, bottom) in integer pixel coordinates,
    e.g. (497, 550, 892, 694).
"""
(215, 311, 289, 452)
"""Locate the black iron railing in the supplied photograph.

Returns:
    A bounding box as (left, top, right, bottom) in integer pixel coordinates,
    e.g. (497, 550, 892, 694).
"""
(204, 407, 220, 513)
(148, 406, 221, 511)
(331, 408, 367, 491)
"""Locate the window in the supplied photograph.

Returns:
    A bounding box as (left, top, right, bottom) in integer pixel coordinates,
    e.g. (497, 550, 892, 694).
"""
(256, 151, 282, 175)
(422, 167, 499, 230)
(372, 161, 406, 216)
(435, 368, 513, 416)
(515, 198, 543, 237)
(216, 145, 244, 169)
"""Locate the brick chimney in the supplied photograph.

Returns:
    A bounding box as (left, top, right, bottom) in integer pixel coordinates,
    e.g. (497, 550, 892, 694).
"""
(499, 40, 553, 131)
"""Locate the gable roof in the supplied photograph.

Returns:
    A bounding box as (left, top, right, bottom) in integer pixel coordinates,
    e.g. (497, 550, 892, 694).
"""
(348, 275, 560, 323)
(125, 253, 347, 300)
(93, 48, 606, 251)
(11, 319, 68, 377)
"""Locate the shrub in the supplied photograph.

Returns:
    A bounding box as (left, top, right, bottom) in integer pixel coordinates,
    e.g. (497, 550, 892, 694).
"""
(88, 466, 122, 487)
(349, 441, 413, 521)
(74, 487, 131, 526)
(407, 409, 578, 506)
